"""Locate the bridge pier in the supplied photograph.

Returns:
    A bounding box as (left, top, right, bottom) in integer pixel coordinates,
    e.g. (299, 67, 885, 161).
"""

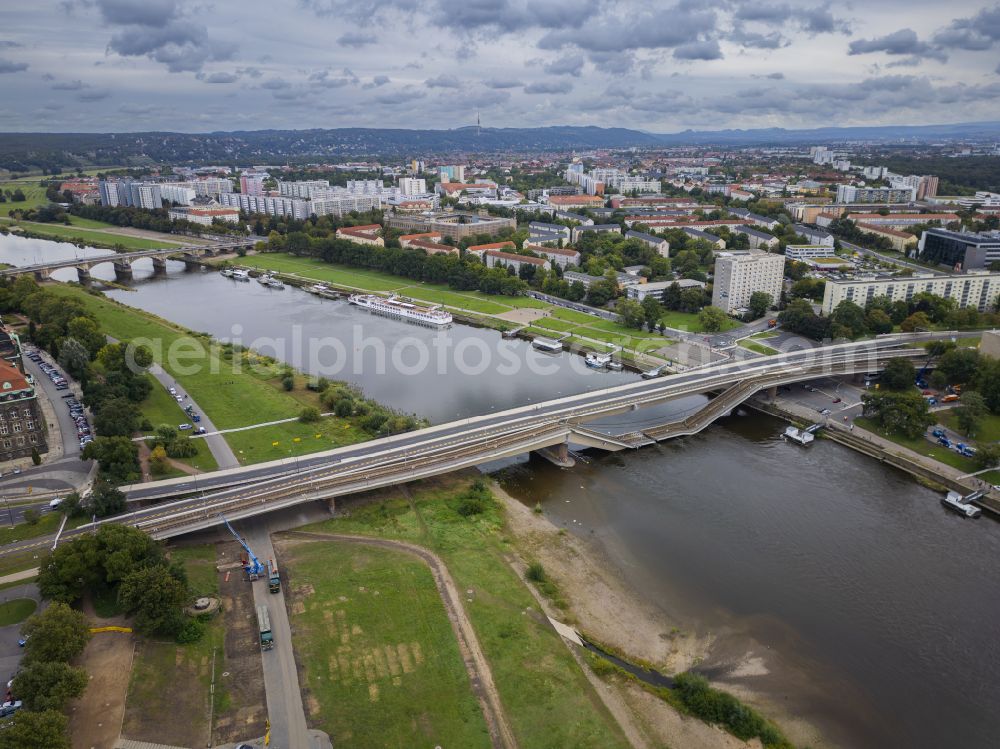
(181, 256, 202, 272)
(768, 385, 778, 401)
(33, 268, 52, 282)
(151, 257, 168, 275)
(533, 442, 575, 468)
(76, 266, 92, 284)
(113, 261, 133, 281)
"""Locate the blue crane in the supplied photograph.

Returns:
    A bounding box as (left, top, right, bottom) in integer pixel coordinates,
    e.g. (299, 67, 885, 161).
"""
(220, 515, 265, 578)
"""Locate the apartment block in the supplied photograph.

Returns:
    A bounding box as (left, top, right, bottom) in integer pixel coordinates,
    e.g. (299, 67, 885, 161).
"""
(711, 251, 785, 314)
(821, 272, 1000, 314)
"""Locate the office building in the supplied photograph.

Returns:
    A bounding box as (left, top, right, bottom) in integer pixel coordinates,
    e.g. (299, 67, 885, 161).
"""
(821, 272, 1000, 314)
(626, 278, 704, 303)
(792, 224, 835, 247)
(712, 252, 785, 314)
(784, 245, 837, 261)
(917, 229, 1000, 270)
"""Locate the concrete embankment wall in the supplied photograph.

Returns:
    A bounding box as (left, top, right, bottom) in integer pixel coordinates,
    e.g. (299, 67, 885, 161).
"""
(748, 398, 1000, 517)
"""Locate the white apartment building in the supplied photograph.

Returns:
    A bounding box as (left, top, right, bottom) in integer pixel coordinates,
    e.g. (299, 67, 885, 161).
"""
(784, 245, 837, 260)
(311, 193, 382, 216)
(218, 192, 311, 220)
(167, 205, 240, 226)
(398, 177, 427, 196)
(159, 183, 197, 206)
(821, 273, 1000, 315)
(193, 178, 232, 196)
(711, 251, 785, 314)
(835, 185, 917, 203)
(278, 180, 331, 198)
(129, 183, 162, 210)
(240, 173, 266, 196)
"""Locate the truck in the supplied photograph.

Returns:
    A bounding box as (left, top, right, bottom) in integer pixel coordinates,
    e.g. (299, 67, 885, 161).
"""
(942, 394, 959, 403)
(256, 605, 273, 651)
(267, 559, 280, 594)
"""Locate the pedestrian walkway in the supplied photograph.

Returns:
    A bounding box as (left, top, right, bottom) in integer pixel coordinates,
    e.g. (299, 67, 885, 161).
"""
(0, 567, 39, 585)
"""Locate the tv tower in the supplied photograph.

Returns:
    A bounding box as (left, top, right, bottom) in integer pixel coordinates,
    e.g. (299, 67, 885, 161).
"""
(477, 111, 481, 136)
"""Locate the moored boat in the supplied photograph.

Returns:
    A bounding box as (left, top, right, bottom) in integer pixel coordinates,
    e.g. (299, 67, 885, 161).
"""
(348, 294, 452, 326)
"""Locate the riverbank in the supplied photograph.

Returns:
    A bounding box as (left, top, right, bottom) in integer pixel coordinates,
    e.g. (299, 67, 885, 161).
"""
(490, 477, 830, 749)
(42, 283, 420, 467)
(0, 219, 183, 250)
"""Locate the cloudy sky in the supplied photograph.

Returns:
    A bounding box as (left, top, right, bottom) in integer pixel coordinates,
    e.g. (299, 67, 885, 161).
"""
(1, 0, 999, 133)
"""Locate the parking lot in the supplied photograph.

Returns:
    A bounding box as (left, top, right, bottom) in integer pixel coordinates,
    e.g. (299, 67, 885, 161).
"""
(23, 347, 93, 452)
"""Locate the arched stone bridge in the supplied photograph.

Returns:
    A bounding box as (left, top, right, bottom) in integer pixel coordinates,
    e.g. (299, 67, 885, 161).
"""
(0, 238, 259, 283)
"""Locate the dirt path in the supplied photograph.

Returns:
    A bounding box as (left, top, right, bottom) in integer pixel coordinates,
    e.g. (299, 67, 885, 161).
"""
(286, 530, 519, 749)
(69, 628, 135, 749)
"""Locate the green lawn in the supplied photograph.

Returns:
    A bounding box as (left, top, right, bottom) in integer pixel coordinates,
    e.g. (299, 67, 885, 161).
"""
(0, 183, 48, 216)
(855, 417, 1000, 483)
(530, 316, 579, 333)
(739, 340, 778, 356)
(0, 598, 37, 626)
(47, 286, 373, 465)
(280, 540, 490, 748)
(551, 307, 602, 325)
(298, 478, 630, 748)
(938, 409, 1000, 443)
(139, 374, 219, 473)
(658, 310, 740, 333)
(67, 215, 119, 230)
(0, 512, 87, 545)
(245, 253, 548, 313)
(10, 222, 179, 250)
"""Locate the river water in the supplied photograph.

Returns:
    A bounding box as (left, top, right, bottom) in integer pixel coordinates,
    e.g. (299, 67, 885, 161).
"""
(3, 234, 1000, 748)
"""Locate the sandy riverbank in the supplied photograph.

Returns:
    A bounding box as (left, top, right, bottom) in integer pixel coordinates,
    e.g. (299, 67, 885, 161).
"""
(492, 478, 836, 749)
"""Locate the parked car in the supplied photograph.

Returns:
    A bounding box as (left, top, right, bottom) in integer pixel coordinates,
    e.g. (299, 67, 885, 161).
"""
(178, 423, 192, 431)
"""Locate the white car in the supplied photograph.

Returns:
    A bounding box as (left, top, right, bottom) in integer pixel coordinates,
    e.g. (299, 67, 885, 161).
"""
(169, 387, 176, 395)
(49, 498, 63, 509)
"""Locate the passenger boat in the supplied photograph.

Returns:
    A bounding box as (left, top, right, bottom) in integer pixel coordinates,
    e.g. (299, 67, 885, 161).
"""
(230, 269, 250, 282)
(257, 273, 272, 284)
(782, 426, 815, 445)
(585, 352, 612, 369)
(219, 268, 234, 278)
(348, 294, 452, 326)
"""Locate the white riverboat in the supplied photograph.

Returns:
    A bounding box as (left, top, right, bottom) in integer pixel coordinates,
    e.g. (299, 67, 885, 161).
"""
(348, 294, 452, 326)
(230, 269, 250, 282)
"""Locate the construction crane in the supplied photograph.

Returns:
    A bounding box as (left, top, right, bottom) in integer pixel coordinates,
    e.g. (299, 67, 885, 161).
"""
(221, 515, 265, 580)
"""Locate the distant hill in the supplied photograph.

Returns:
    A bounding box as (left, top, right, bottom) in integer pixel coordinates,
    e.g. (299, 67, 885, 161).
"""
(1, 122, 998, 174)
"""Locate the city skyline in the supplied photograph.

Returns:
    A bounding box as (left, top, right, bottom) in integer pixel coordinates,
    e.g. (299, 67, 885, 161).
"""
(1, 1, 999, 132)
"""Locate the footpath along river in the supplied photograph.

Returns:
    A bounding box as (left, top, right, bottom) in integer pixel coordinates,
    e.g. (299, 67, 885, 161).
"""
(3, 234, 1000, 747)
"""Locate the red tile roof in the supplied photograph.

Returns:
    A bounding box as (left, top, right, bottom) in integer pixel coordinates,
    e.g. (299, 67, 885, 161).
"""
(467, 241, 515, 252)
(0, 359, 31, 394)
(486, 250, 547, 265)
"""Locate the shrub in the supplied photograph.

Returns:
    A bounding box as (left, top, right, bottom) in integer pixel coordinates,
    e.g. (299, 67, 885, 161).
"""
(334, 398, 354, 418)
(23, 508, 40, 525)
(526, 562, 547, 583)
(175, 618, 205, 644)
(299, 406, 321, 423)
(281, 375, 295, 391)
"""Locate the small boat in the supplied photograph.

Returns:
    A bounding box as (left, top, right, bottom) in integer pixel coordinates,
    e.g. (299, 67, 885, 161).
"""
(585, 352, 612, 369)
(231, 269, 250, 282)
(265, 277, 284, 289)
(941, 490, 982, 518)
(783, 426, 815, 445)
(309, 284, 331, 295)
(219, 268, 234, 278)
(532, 337, 563, 353)
(257, 273, 272, 285)
(608, 360, 623, 371)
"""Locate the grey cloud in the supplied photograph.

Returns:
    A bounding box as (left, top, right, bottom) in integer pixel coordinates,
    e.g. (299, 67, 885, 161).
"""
(107, 21, 236, 72)
(933, 6, 1000, 51)
(799, 3, 850, 35)
(544, 54, 584, 77)
(539, 7, 717, 52)
(425, 74, 461, 88)
(733, 3, 792, 24)
(730, 28, 786, 49)
(362, 75, 391, 89)
(463, 89, 510, 108)
(587, 50, 636, 75)
(309, 68, 358, 88)
(484, 77, 522, 89)
(524, 79, 572, 94)
(260, 77, 290, 90)
(198, 71, 238, 83)
(51, 79, 87, 90)
(0, 58, 28, 73)
(119, 103, 159, 115)
(77, 88, 111, 101)
(766, 72, 784, 79)
(372, 89, 425, 105)
(431, 0, 598, 33)
(848, 28, 945, 61)
(338, 31, 373, 48)
(96, 0, 180, 26)
(236, 66, 262, 78)
(673, 40, 722, 60)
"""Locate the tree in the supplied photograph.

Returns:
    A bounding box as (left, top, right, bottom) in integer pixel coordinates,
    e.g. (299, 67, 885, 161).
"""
(57, 337, 91, 381)
(698, 306, 728, 332)
(37, 535, 102, 603)
(936, 348, 980, 384)
(975, 358, 1000, 413)
(865, 308, 893, 335)
(82, 436, 140, 484)
(21, 602, 91, 664)
(149, 444, 170, 475)
(640, 295, 663, 329)
(12, 661, 88, 712)
(93, 396, 141, 437)
(119, 565, 189, 636)
(90, 483, 126, 518)
(973, 443, 1000, 470)
(829, 300, 867, 340)
(900, 311, 932, 332)
(880, 358, 916, 391)
(748, 291, 772, 320)
(617, 298, 646, 329)
(23, 507, 40, 525)
(955, 391, 987, 438)
(0, 709, 71, 749)
(861, 391, 934, 438)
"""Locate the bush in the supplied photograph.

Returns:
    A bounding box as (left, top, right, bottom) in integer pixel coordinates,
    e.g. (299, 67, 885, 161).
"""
(455, 479, 493, 516)
(23, 508, 41, 525)
(281, 375, 295, 391)
(31, 447, 41, 466)
(175, 618, 205, 644)
(298, 406, 321, 423)
(526, 562, 547, 583)
(334, 398, 354, 418)
(673, 672, 792, 748)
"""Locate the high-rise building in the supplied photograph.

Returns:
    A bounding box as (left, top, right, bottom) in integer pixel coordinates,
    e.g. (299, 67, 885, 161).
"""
(398, 177, 427, 196)
(711, 251, 785, 314)
(438, 165, 465, 182)
(240, 173, 266, 196)
(836, 185, 916, 203)
(821, 272, 1000, 314)
(128, 182, 162, 209)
